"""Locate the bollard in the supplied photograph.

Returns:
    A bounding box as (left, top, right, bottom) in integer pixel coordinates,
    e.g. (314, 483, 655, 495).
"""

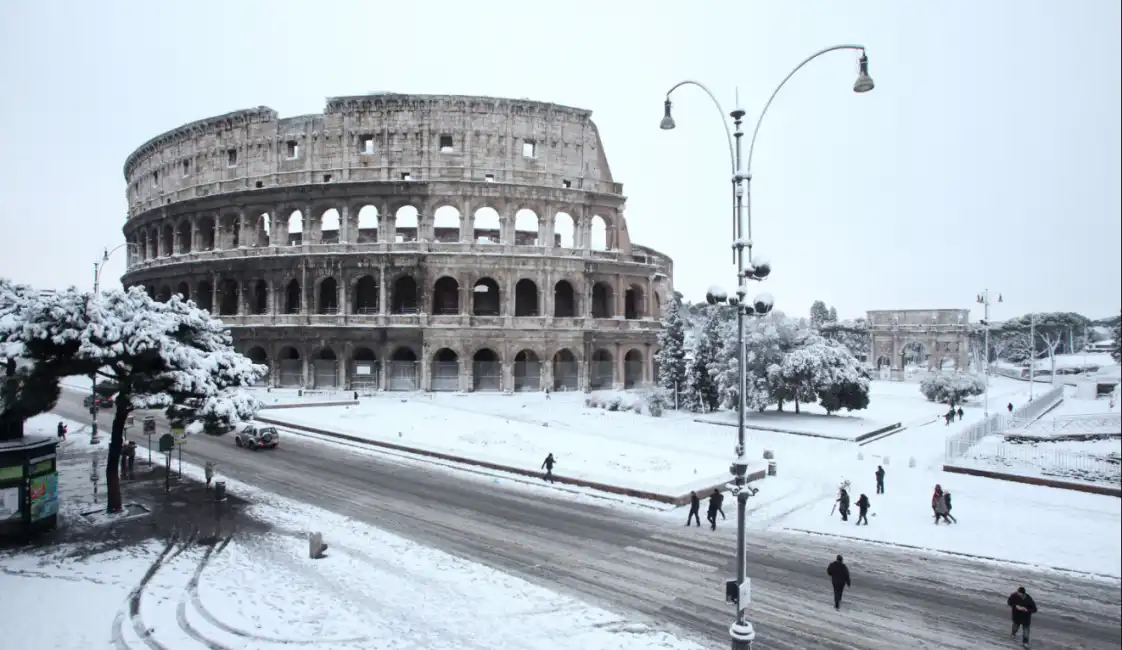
(767, 460, 777, 477)
(883, 456, 890, 466)
(214, 480, 226, 502)
(857, 452, 864, 461)
(762, 449, 774, 460)
(908, 456, 916, 468)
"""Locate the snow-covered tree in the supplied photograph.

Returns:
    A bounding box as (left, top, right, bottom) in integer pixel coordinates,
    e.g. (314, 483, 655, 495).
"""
(0, 280, 63, 441)
(999, 312, 1092, 374)
(819, 319, 869, 361)
(1112, 310, 1121, 363)
(1, 284, 265, 513)
(654, 293, 688, 407)
(827, 306, 838, 323)
(714, 313, 803, 412)
(768, 335, 870, 414)
(809, 301, 830, 329)
(685, 306, 724, 412)
(919, 372, 985, 405)
(811, 340, 871, 414)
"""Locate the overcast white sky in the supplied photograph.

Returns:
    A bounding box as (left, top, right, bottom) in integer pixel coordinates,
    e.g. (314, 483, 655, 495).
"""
(1, 0, 1118, 321)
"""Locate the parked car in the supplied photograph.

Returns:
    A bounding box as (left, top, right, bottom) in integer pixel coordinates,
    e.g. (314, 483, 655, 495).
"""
(83, 394, 115, 409)
(234, 425, 279, 450)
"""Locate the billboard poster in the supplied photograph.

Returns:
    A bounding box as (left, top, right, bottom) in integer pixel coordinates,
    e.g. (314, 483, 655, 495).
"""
(29, 473, 58, 521)
(0, 487, 20, 520)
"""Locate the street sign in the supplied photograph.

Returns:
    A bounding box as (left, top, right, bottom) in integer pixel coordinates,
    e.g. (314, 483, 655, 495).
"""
(172, 425, 186, 445)
(158, 433, 175, 453)
(126, 416, 135, 428)
(143, 416, 156, 434)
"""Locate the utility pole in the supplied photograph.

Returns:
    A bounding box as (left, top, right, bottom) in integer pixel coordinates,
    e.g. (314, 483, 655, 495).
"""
(976, 290, 1002, 417)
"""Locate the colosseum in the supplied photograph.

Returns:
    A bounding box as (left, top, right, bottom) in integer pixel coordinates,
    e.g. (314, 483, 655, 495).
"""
(119, 93, 673, 393)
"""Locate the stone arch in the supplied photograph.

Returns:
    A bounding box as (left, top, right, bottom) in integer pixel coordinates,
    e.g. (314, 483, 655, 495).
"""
(175, 220, 192, 253)
(317, 276, 339, 314)
(196, 280, 214, 313)
(473, 206, 501, 244)
(356, 205, 379, 243)
(391, 275, 419, 314)
(513, 349, 541, 392)
(287, 209, 304, 245)
(351, 347, 379, 390)
(876, 355, 891, 369)
(320, 208, 341, 244)
(590, 348, 613, 390)
(161, 223, 174, 257)
(624, 349, 644, 389)
(255, 212, 271, 247)
(653, 292, 662, 318)
(145, 285, 156, 300)
(251, 279, 269, 315)
(220, 212, 241, 249)
(312, 346, 339, 389)
(175, 282, 190, 301)
(433, 276, 460, 315)
(245, 346, 269, 386)
(395, 206, 419, 243)
(553, 211, 575, 248)
(591, 281, 613, 318)
(552, 348, 579, 391)
(432, 205, 461, 243)
(134, 231, 147, 261)
(157, 285, 171, 302)
(284, 278, 301, 314)
(472, 277, 501, 316)
(431, 347, 460, 391)
(590, 214, 609, 251)
(514, 208, 539, 246)
(146, 230, 157, 259)
(352, 274, 379, 314)
(624, 283, 644, 320)
(514, 279, 539, 317)
(472, 348, 501, 391)
(902, 341, 929, 369)
(277, 346, 302, 387)
(388, 346, 419, 391)
(553, 280, 577, 318)
(196, 215, 216, 250)
(217, 279, 239, 316)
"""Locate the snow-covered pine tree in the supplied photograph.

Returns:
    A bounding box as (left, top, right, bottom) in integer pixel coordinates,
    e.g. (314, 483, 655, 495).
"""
(715, 312, 804, 412)
(827, 306, 838, 323)
(685, 305, 724, 412)
(654, 293, 688, 407)
(809, 300, 830, 329)
(1, 284, 266, 513)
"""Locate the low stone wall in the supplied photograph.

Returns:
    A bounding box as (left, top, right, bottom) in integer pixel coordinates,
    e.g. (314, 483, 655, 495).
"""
(942, 464, 1122, 498)
(257, 415, 765, 504)
(257, 401, 357, 410)
(697, 418, 900, 443)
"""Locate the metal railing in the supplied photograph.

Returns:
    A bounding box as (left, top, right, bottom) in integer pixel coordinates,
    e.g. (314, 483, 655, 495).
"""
(431, 361, 459, 391)
(1013, 413, 1122, 435)
(966, 442, 1121, 484)
(945, 385, 1064, 460)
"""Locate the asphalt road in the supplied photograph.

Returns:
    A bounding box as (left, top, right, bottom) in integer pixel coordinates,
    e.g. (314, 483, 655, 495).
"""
(54, 390, 1122, 650)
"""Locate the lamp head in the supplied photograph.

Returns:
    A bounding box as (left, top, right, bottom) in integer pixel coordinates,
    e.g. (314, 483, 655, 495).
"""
(853, 53, 875, 93)
(660, 99, 676, 130)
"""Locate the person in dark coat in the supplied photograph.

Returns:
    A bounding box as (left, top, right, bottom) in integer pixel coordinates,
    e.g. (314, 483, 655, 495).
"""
(826, 554, 851, 610)
(686, 491, 701, 527)
(1007, 586, 1037, 644)
(706, 489, 724, 530)
(540, 453, 556, 483)
(943, 491, 957, 523)
(837, 488, 850, 522)
(855, 494, 870, 525)
(874, 465, 885, 494)
(56, 421, 67, 440)
(1007, 402, 1014, 413)
(956, 407, 964, 420)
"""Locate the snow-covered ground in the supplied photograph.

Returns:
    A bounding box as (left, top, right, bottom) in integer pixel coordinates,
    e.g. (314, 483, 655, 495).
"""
(1, 416, 708, 650)
(997, 352, 1119, 375)
(697, 376, 1035, 440)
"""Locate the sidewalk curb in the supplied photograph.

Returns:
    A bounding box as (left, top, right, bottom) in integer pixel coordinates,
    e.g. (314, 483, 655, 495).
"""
(941, 464, 1122, 498)
(256, 414, 766, 505)
(781, 528, 1120, 581)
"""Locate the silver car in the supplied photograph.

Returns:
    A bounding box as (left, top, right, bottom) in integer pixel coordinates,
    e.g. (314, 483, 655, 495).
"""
(234, 425, 280, 450)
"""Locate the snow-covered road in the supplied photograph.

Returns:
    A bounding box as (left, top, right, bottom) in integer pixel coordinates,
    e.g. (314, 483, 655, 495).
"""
(53, 391, 1122, 650)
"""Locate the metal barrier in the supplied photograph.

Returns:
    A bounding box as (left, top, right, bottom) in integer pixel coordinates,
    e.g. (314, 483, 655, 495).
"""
(945, 385, 1064, 460)
(967, 442, 1121, 483)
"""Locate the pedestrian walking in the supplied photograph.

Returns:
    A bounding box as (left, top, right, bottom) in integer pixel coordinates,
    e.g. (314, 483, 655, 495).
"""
(544, 387, 551, 400)
(874, 465, 885, 494)
(706, 489, 723, 530)
(855, 494, 870, 525)
(685, 491, 701, 527)
(204, 461, 216, 489)
(125, 441, 137, 479)
(826, 554, 851, 610)
(836, 488, 851, 522)
(944, 409, 953, 426)
(1007, 586, 1037, 645)
(56, 421, 67, 440)
(943, 491, 957, 523)
(540, 453, 556, 483)
(1007, 402, 1014, 413)
(119, 447, 129, 480)
(956, 407, 964, 421)
(932, 485, 950, 524)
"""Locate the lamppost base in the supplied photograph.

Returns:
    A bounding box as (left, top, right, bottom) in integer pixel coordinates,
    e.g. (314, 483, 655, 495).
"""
(730, 620, 756, 649)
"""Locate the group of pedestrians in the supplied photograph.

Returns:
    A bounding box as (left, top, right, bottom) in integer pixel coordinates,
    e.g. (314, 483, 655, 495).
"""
(932, 483, 957, 524)
(944, 405, 965, 425)
(685, 489, 725, 530)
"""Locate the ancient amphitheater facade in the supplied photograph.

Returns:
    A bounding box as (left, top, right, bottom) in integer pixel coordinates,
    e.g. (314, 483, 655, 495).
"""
(119, 94, 673, 393)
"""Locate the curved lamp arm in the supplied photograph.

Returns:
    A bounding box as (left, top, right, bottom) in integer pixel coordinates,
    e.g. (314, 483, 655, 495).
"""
(664, 80, 737, 175)
(746, 44, 867, 174)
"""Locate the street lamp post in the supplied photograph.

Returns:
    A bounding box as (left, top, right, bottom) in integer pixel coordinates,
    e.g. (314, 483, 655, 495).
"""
(661, 45, 874, 649)
(89, 243, 135, 441)
(976, 290, 1003, 417)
